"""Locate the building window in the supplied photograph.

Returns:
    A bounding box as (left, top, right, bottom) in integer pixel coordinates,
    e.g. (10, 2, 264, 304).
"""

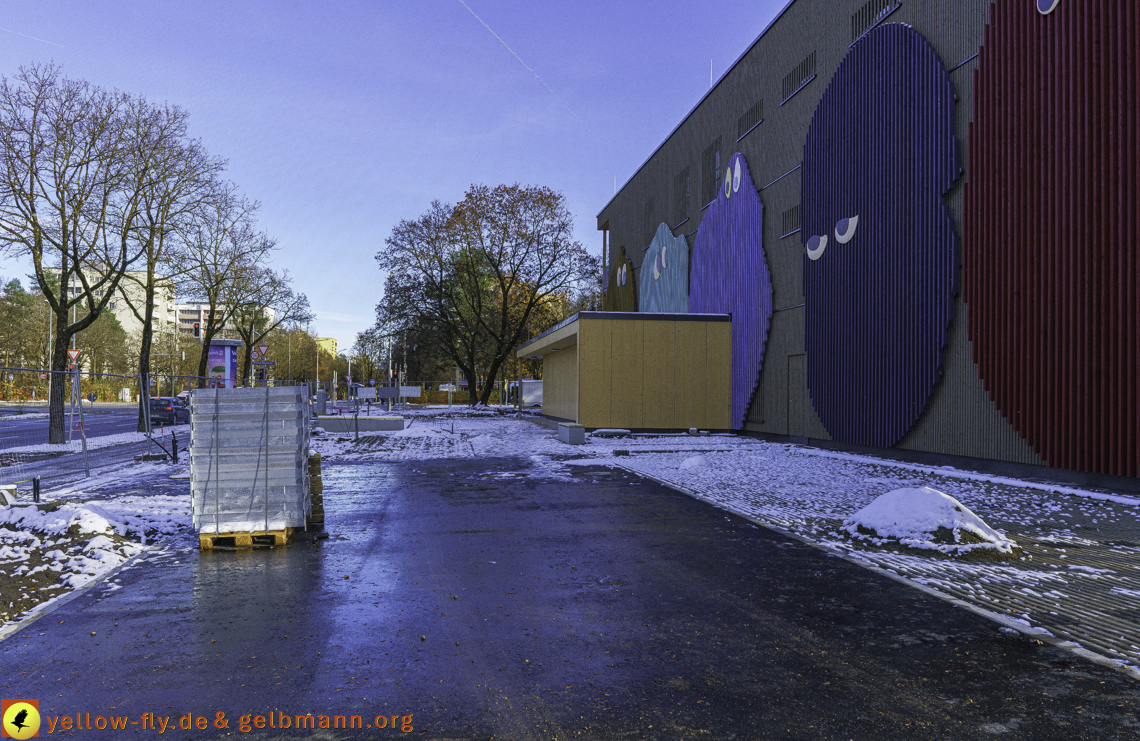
(781, 52, 817, 103)
(701, 138, 722, 207)
(852, 0, 896, 41)
(673, 166, 690, 226)
(781, 205, 801, 237)
(110, 301, 116, 309)
(737, 100, 763, 141)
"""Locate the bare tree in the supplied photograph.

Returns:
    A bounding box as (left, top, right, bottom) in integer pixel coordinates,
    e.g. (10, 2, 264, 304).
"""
(118, 111, 224, 427)
(0, 64, 168, 441)
(173, 183, 273, 386)
(231, 267, 312, 383)
(376, 184, 593, 405)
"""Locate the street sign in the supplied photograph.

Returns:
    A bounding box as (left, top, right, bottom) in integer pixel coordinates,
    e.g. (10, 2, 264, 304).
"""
(258, 344, 269, 356)
(67, 349, 81, 361)
(250, 349, 261, 360)
(253, 360, 276, 366)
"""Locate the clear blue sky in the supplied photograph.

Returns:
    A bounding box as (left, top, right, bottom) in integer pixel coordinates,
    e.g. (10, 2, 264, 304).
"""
(0, 0, 787, 351)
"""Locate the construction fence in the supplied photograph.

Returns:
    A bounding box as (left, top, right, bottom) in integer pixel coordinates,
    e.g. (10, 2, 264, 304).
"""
(0, 366, 313, 493)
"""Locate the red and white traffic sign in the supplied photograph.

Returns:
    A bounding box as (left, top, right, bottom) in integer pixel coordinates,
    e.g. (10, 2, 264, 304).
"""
(67, 349, 81, 361)
(258, 344, 269, 356)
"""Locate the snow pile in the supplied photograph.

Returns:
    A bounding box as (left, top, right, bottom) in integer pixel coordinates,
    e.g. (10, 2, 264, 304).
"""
(0, 495, 188, 541)
(1, 487, 192, 625)
(680, 455, 709, 470)
(841, 486, 1018, 556)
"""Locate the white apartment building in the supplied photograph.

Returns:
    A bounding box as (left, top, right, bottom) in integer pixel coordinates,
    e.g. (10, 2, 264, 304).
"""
(65, 272, 177, 339)
(174, 303, 276, 337)
(64, 272, 277, 342)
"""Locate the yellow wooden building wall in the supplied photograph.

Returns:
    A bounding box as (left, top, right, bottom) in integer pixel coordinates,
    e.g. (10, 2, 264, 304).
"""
(541, 345, 578, 421)
(576, 317, 730, 429)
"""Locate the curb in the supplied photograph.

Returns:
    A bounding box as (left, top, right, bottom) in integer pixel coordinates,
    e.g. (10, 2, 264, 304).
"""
(613, 461, 1140, 683)
(0, 540, 160, 644)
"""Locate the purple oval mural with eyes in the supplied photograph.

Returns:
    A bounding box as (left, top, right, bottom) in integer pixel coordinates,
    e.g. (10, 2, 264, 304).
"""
(801, 23, 959, 447)
(690, 152, 772, 430)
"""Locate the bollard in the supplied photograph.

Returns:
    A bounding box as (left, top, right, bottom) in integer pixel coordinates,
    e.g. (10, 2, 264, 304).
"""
(32, 476, 40, 503)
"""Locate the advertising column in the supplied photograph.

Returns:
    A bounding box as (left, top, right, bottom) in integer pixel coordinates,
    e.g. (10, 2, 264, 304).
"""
(206, 339, 243, 388)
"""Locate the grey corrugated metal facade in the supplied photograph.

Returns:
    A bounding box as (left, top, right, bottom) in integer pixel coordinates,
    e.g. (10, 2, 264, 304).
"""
(597, 1, 1079, 480)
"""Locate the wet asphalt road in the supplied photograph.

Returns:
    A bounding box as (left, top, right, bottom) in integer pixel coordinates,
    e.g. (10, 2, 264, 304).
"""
(1, 456, 1138, 740)
(0, 408, 142, 448)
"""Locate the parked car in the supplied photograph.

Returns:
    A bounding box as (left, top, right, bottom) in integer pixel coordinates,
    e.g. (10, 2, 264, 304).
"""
(149, 396, 190, 426)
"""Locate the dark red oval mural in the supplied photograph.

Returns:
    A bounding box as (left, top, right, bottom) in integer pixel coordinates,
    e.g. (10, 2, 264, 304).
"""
(966, 0, 1140, 476)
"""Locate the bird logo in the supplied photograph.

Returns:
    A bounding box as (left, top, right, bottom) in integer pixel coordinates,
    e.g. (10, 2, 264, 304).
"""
(1, 699, 40, 739)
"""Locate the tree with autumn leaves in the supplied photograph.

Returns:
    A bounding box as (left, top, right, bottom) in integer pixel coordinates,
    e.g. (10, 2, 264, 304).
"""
(374, 184, 597, 406)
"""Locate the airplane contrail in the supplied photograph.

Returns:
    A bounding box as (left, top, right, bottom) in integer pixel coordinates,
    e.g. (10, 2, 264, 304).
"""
(1, 28, 64, 48)
(455, 0, 594, 138)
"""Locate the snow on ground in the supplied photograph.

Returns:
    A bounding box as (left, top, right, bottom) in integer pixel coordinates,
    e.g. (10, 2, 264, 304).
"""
(5, 405, 1139, 676)
(314, 408, 1140, 676)
(0, 462, 191, 634)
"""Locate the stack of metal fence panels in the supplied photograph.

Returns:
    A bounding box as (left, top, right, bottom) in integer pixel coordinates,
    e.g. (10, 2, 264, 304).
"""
(189, 386, 310, 537)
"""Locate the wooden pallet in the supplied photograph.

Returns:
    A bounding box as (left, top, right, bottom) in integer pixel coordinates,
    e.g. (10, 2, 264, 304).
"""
(199, 528, 298, 550)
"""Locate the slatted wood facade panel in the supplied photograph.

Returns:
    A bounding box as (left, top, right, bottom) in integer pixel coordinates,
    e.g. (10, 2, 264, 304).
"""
(571, 314, 730, 430)
(689, 153, 774, 430)
(966, 0, 1140, 477)
(801, 23, 959, 448)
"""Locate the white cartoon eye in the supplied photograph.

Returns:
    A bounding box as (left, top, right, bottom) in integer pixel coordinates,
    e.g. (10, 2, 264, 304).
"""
(806, 234, 828, 261)
(661, 244, 668, 269)
(732, 159, 741, 193)
(834, 215, 859, 244)
(619, 264, 625, 286)
(724, 167, 732, 199)
(653, 254, 661, 280)
(1037, 0, 1060, 14)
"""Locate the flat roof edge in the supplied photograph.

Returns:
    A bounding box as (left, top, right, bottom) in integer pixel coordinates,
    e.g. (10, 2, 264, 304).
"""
(596, 0, 799, 221)
(516, 311, 732, 357)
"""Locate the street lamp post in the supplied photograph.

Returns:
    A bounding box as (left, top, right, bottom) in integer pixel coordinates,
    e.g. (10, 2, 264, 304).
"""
(44, 300, 51, 402)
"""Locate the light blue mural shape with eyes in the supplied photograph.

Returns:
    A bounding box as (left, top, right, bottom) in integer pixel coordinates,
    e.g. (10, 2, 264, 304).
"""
(638, 223, 690, 314)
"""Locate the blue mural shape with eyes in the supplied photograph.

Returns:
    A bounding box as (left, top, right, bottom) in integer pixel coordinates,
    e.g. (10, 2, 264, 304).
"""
(690, 152, 772, 430)
(638, 223, 689, 314)
(801, 23, 959, 448)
